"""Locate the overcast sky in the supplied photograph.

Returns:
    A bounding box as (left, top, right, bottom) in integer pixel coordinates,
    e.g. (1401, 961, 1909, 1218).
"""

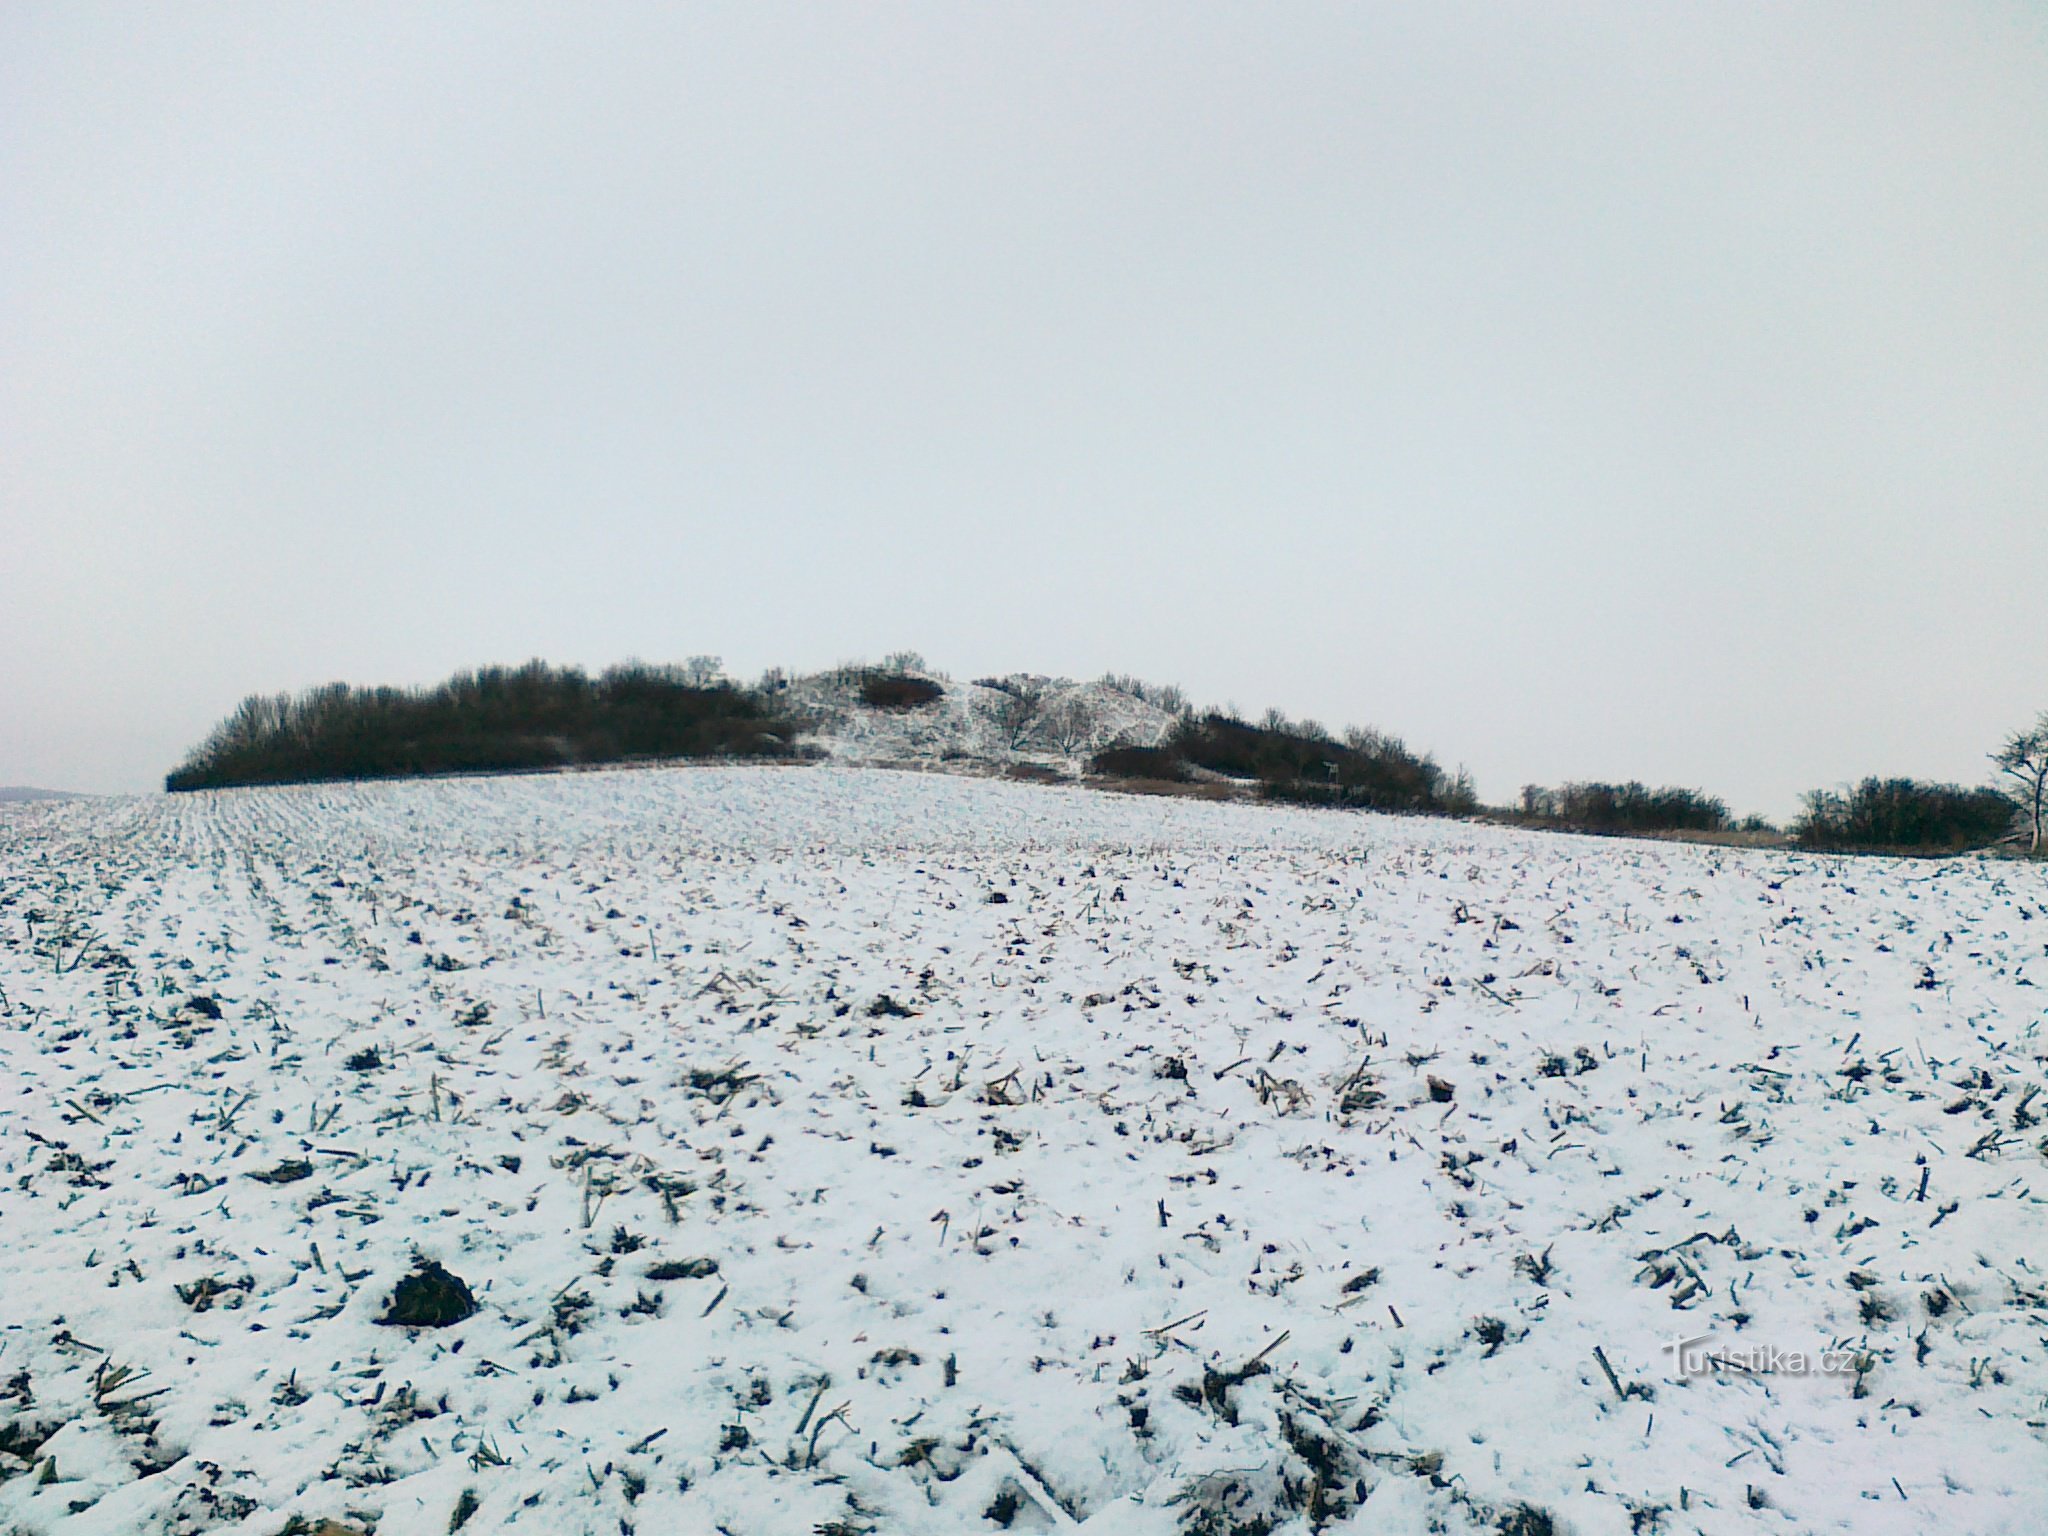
(5, 4, 2045, 814)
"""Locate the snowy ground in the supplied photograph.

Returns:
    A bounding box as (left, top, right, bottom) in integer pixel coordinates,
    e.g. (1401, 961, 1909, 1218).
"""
(2, 765, 2046, 1536)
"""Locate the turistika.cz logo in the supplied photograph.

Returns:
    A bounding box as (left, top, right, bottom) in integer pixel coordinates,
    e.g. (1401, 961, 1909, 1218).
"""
(1663, 1333, 1860, 1378)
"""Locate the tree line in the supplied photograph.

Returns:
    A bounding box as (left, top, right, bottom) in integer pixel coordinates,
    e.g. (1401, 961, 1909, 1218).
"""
(1510, 711, 2048, 852)
(164, 661, 799, 790)
(1790, 778, 2013, 854)
(1515, 782, 1735, 836)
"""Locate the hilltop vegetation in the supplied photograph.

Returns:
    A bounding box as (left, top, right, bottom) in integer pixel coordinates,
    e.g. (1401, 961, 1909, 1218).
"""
(1092, 711, 1474, 814)
(164, 661, 799, 791)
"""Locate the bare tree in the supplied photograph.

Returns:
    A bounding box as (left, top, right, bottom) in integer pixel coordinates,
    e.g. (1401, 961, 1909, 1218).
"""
(1993, 711, 2048, 853)
(682, 655, 724, 687)
(1345, 725, 1402, 756)
(1444, 765, 1479, 815)
(977, 680, 1046, 750)
(1043, 694, 1101, 755)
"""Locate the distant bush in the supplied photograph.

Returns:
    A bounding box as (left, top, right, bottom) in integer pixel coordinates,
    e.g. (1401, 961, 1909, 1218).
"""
(165, 661, 799, 791)
(1088, 744, 1188, 782)
(1440, 765, 1481, 816)
(859, 672, 944, 710)
(1794, 778, 2014, 853)
(1519, 781, 1729, 835)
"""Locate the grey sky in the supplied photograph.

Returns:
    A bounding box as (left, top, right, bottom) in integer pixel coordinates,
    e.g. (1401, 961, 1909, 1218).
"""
(5, 4, 2045, 815)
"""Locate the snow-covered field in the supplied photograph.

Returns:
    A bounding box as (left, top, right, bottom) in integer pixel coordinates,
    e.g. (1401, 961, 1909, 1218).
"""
(2, 765, 2045, 1536)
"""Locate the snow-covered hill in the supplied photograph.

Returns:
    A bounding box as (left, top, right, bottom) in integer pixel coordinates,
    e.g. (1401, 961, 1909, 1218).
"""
(2, 768, 2045, 1535)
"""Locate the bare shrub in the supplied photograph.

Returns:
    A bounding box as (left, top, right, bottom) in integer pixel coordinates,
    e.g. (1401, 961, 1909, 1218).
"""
(858, 673, 944, 710)
(1089, 744, 1188, 781)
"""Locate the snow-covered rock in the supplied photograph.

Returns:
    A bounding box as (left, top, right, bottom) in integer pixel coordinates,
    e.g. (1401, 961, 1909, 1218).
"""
(774, 667, 1177, 771)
